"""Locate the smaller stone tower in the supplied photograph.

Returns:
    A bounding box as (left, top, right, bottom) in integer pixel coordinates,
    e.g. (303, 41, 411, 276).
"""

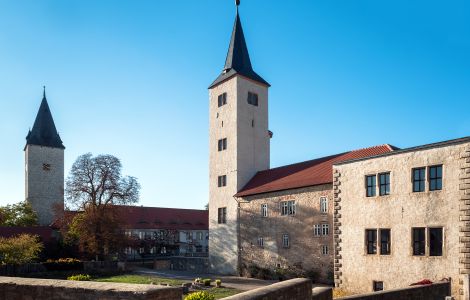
(25, 88, 65, 226)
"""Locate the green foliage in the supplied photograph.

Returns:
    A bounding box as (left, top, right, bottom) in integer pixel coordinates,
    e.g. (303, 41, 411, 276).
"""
(0, 234, 43, 264)
(43, 258, 83, 271)
(185, 291, 215, 300)
(203, 279, 211, 286)
(0, 201, 38, 227)
(67, 274, 91, 281)
(215, 279, 221, 287)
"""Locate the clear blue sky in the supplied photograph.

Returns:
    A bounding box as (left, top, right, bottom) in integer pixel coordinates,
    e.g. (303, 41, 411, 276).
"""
(0, 0, 469, 209)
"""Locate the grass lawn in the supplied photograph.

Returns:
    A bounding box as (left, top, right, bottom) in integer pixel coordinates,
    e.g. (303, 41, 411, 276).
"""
(93, 274, 242, 299)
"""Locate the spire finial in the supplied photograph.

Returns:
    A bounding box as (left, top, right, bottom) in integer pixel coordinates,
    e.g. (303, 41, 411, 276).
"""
(43, 86, 46, 99)
(236, 0, 240, 13)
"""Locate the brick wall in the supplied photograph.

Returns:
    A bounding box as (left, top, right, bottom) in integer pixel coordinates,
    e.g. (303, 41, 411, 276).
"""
(0, 276, 182, 300)
(337, 282, 451, 300)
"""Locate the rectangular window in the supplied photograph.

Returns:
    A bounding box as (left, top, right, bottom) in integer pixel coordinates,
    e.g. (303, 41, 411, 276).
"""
(217, 138, 227, 151)
(373, 281, 383, 292)
(197, 232, 203, 240)
(320, 197, 328, 213)
(412, 167, 426, 192)
(379, 172, 390, 196)
(321, 224, 329, 236)
(218, 175, 227, 187)
(217, 207, 227, 224)
(366, 175, 376, 197)
(429, 227, 443, 256)
(412, 228, 426, 256)
(218, 92, 227, 107)
(380, 229, 391, 255)
(321, 245, 329, 255)
(261, 204, 268, 217)
(280, 201, 295, 216)
(429, 165, 443, 191)
(282, 234, 289, 248)
(247, 92, 258, 106)
(366, 229, 377, 254)
(313, 225, 321, 236)
(258, 237, 264, 247)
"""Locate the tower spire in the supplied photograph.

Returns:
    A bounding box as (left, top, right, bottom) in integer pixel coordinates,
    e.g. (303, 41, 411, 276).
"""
(209, 0, 269, 89)
(43, 85, 46, 99)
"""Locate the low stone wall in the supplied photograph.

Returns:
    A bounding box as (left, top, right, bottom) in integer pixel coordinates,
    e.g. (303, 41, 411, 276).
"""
(169, 257, 209, 273)
(312, 287, 333, 300)
(0, 276, 182, 300)
(222, 278, 312, 300)
(337, 282, 451, 300)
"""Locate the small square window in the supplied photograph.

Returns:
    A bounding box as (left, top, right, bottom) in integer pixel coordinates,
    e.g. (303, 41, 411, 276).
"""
(42, 163, 51, 171)
(373, 281, 383, 292)
(280, 201, 295, 216)
(429, 165, 442, 191)
(366, 175, 376, 197)
(379, 173, 390, 196)
(247, 92, 258, 106)
(218, 93, 227, 107)
(412, 168, 426, 192)
(218, 175, 227, 187)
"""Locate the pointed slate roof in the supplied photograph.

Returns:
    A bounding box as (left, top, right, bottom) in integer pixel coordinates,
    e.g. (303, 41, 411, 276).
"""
(209, 8, 269, 89)
(25, 90, 65, 149)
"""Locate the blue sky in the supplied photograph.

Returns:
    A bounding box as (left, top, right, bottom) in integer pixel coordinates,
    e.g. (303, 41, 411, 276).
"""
(0, 0, 469, 209)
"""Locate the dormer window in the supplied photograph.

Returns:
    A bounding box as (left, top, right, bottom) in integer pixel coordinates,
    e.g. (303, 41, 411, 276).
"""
(247, 92, 258, 106)
(218, 93, 227, 107)
(42, 163, 51, 171)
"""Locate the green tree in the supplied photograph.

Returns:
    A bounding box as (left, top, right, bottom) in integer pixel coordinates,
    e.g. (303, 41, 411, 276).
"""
(0, 234, 43, 264)
(64, 153, 140, 260)
(0, 201, 38, 227)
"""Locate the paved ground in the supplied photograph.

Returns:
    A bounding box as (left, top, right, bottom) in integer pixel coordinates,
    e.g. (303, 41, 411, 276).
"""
(133, 268, 330, 291)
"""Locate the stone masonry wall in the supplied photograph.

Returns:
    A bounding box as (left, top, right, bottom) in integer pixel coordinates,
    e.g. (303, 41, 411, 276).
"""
(460, 143, 470, 298)
(334, 141, 470, 298)
(0, 276, 182, 300)
(239, 185, 334, 282)
(222, 278, 312, 300)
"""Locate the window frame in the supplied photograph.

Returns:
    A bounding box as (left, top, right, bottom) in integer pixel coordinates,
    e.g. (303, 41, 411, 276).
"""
(321, 245, 329, 255)
(247, 92, 259, 106)
(366, 229, 377, 255)
(320, 197, 328, 213)
(373, 281, 384, 292)
(217, 92, 227, 107)
(217, 207, 227, 224)
(280, 200, 296, 216)
(429, 165, 443, 191)
(379, 229, 391, 255)
(366, 175, 376, 197)
(261, 204, 268, 217)
(321, 224, 329, 236)
(217, 175, 227, 187)
(282, 234, 290, 248)
(217, 138, 227, 151)
(412, 167, 426, 193)
(379, 172, 391, 196)
(412, 227, 426, 256)
(429, 227, 443, 257)
(313, 225, 321, 236)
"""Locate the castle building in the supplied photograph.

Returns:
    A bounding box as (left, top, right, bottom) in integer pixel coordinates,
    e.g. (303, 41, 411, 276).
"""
(333, 137, 470, 298)
(25, 89, 65, 226)
(208, 3, 270, 274)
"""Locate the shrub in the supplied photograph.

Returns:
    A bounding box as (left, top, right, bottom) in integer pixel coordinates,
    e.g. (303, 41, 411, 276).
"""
(0, 234, 43, 264)
(203, 279, 211, 286)
(184, 291, 215, 300)
(43, 258, 83, 271)
(194, 277, 202, 283)
(67, 274, 91, 281)
(305, 269, 319, 282)
(215, 279, 221, 287)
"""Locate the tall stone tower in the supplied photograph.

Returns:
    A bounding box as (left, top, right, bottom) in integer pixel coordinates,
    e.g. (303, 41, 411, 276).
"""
(25, 88, 65, 226)
(208, 2, 270, 274)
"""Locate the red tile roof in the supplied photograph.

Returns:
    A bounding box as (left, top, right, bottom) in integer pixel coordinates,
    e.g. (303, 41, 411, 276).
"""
(235, 144, 398, 197)
(117, 206, 208, 230)
(0, 226, 57, 243)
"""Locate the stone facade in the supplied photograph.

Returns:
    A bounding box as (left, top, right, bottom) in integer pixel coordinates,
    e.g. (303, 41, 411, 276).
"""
(334, 139, 470, 299)
(208, 75, 270, 274)
(238, 185, 334, 282)
(25, 144, 64, 226)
